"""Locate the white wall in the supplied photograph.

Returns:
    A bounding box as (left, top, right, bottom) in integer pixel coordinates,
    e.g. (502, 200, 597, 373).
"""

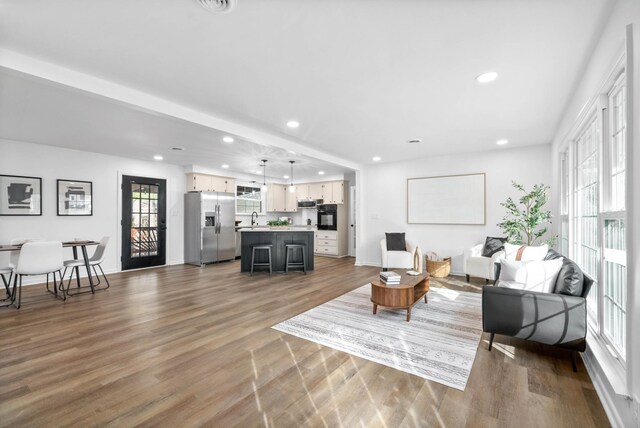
(550, 0, 640, 426)
(356, 144, 552, 272)
(0, 139, 186, 281)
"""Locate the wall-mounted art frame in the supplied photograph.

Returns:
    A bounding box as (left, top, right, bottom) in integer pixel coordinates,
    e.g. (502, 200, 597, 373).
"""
(0, 174, 42, 216)
(407, 173, 486, 225)
(57, 179, 93, 216)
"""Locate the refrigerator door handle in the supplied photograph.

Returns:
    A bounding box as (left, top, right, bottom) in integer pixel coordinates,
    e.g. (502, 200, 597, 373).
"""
(216, 204, 221, 234)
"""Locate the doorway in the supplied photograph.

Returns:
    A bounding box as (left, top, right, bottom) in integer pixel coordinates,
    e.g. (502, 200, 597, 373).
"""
(121, 175, 167, 270)
(349, 185, 356, 257)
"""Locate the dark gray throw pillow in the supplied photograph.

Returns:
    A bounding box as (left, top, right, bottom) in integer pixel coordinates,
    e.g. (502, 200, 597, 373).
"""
(554, 259, 584, 296)
(386, 233, 406, 251)
(481, 236, 506, 257)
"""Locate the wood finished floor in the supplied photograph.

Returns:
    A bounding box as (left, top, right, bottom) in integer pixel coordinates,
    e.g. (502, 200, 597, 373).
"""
(0, 257, 610, 427)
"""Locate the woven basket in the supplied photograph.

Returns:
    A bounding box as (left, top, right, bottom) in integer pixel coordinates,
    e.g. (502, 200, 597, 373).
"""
(426, 257, 451, 278)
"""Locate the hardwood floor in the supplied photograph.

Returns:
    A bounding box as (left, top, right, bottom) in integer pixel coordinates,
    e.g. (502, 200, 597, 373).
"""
(0, 257, 609, 427)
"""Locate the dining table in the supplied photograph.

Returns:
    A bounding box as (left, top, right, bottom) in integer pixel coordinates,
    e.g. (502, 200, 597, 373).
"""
(0, 240, 101, 294)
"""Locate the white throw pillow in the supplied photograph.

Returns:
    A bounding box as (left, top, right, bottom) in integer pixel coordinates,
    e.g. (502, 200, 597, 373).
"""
(497, 258, 564, 293)
(504, 243, 548, 261)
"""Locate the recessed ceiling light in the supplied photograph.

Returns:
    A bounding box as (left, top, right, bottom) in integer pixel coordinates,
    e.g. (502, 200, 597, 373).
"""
(153, 155, 163, 161)
(496, 139, 509, 146)
(286, 120, 300, 129)
(256, 170, 262, 174)
(318, 171, 325, 175)
(407, 139, 422, 144)
(222, 164, 229, 169)
(283, 175, 289, 179)
(476, 71, 499, 83)
(171, 146, 184, 151)
(372, 156, 381, 162)
(222, 136, 234, 143)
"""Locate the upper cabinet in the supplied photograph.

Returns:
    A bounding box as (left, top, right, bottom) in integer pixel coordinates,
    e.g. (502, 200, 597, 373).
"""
(308, 183, 323, 200)
(266, 184, 298, 212)
(241, 178, 347, 212)
(319, 181, 344, 204)
(186, 173, 236, 193)
(295, 184, 309, 200)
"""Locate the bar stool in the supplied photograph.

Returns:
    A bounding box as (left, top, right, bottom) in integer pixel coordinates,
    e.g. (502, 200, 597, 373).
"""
(250, 244, 273, 276)
(285, 244, 306, 274)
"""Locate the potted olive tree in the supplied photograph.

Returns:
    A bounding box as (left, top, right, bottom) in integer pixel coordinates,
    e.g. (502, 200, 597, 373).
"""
(497, 182, 557, 246)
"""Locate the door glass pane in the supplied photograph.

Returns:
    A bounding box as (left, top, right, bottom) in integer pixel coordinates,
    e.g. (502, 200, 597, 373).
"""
(141, 199, 149, 213)
(148, 241, 158, 256)
(149, 185, 158, 200)
(131, 184, 140, 198)
(132, 198, 140, 213)
(150, 199, 157, 214)
(140, 185, 149, 199)
(141, 214, 150, 227)
(131, 214, 140, 228)
(150, 214, 157, 227)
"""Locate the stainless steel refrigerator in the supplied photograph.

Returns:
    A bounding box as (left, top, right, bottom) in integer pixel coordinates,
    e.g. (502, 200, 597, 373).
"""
(184, 191, 236, 266)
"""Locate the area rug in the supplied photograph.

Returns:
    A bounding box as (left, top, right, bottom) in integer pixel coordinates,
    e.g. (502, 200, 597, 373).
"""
(272, 285, 483, 391)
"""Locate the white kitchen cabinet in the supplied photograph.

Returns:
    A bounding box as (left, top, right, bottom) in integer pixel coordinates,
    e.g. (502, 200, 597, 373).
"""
(186, 173, 235, 193)
(318, 181, 344, 204)
(331, 181, 344, 204)
(187, 173, 211, 191)
(295, 184, 309, 200)
(267, 183, 286, 212)
(285, 188, 298, 212)
(308, 183, 323, 200)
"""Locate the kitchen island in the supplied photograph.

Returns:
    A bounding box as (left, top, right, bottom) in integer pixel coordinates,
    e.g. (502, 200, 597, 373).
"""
(240, 229, 314, 272)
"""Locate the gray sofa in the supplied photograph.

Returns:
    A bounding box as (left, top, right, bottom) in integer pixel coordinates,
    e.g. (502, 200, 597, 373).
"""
(482, 249, 593, 371)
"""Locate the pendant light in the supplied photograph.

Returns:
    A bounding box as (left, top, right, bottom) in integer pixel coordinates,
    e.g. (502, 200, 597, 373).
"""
(261, 160, 268, 193)
(288, 160, 296, 193)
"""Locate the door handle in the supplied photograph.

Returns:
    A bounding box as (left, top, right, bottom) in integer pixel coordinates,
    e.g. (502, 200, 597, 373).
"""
(216, 205, 221, 234)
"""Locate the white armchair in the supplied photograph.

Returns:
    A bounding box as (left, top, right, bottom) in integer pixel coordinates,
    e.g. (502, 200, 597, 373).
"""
(380, 239, 417, 271)
(462, 244, 505, 282)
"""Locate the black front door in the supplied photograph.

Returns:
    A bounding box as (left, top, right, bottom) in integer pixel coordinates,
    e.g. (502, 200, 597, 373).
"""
(121, 175, 167, 270)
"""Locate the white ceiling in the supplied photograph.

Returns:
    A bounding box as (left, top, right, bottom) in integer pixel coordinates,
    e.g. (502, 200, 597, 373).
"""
(0, 0, 615, 168)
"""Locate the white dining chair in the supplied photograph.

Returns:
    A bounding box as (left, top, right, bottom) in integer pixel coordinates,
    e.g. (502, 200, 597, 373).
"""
(63, 236, 111, 294)
(1, 238, 43, 308)
(0, 265, 14, 307)
(14, 241, 65, 308)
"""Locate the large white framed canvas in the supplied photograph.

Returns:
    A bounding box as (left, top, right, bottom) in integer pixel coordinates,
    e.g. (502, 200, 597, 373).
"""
(407, 173, 485, 225)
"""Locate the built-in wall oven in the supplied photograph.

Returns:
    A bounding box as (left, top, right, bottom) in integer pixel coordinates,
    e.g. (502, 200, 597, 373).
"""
(317, 204, 337, 230)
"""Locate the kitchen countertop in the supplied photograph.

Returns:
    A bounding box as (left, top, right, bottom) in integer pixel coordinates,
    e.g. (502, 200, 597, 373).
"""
(240, 228, 315, 232)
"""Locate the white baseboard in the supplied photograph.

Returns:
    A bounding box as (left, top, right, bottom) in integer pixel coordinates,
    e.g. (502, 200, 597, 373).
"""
(355, 261, 381, 267)
(8, 260, 187, 287)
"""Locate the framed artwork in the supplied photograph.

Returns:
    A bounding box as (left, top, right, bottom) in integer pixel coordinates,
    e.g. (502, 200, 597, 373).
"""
(407, 173, 486, 225)
(57, 179, 93, 216)
(0, 174, 42, 216)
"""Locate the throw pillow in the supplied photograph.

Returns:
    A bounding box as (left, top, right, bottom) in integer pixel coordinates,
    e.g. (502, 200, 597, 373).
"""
(554, 259, 585, 296)
(504, 243, 548, 261)
(481, 236, 507, 257)
(498, 258, 564, 293)
(386, 233, 406, 251)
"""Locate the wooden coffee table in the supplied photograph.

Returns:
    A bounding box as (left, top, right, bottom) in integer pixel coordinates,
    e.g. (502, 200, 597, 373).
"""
(370, 270, 430, 322)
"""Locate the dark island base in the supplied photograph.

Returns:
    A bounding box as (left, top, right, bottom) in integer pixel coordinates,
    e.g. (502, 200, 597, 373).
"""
(240, 231, 314, 273)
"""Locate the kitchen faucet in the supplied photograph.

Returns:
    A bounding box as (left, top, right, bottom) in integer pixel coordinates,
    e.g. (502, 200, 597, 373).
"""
(251, 211, 258, 226)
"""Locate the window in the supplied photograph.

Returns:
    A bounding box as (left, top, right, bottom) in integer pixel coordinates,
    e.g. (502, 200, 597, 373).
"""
(602, 73, 627, 357)
(560, 150, 570, 255)
(236, 185, 262, 214)
(560, 68, 627, 363)
(572, 112, 600, 322)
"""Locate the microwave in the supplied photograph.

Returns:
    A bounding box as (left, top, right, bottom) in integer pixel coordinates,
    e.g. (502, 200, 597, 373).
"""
(297, 199, 320, 209)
